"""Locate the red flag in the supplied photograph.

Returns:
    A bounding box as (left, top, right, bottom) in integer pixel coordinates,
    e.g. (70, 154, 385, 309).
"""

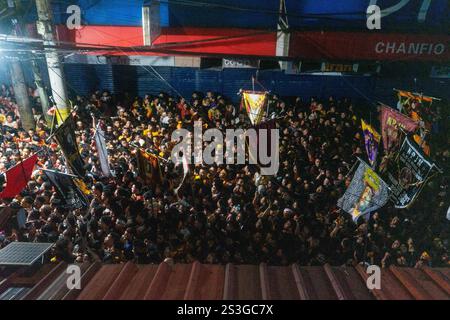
(0, 154, 38, 199)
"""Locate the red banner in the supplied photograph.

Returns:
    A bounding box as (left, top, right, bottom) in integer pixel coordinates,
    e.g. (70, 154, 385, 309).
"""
(0, 154, 38, 199)
(380, 106, 419, 152)
(290, 31, 450, 61)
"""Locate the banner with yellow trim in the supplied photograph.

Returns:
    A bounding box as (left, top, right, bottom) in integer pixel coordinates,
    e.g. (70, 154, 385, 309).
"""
(241, 91, 267, 126)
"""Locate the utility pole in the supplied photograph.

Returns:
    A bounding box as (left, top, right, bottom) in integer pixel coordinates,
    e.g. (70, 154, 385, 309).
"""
(31, 58, 52, 124)
(276, 0, 290, 70)
(4, 2, 35, 130)
(35, 0, 70, 124)
(10, 58, 35, 130)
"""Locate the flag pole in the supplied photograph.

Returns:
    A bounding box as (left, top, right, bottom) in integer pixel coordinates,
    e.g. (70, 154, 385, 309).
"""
(344, 158, 359, 179)
(48, 108, 56, 138)
(42, 169, 78, 178)
(130, 142, 169, 163)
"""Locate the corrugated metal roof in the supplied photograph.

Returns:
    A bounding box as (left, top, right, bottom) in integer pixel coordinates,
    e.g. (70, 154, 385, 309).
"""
(1, 262, 449, 300)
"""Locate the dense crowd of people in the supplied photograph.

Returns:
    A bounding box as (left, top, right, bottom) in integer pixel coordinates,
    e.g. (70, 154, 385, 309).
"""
(0, 84, 449, 268)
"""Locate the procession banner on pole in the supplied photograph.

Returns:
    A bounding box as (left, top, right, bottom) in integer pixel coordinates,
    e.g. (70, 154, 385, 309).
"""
(242, 91, 267, 126)
(0, 154, 38, 199)
(136, 149, 162, 186)
(337, 159, 390, 222)
(386, 136, 436, 209)
(94, 123, 113, 177)
(380, 105, 419, 153)
(361, 119, 380, 167)
(43, 169, 88, 210)
(53, 115, 86, 177)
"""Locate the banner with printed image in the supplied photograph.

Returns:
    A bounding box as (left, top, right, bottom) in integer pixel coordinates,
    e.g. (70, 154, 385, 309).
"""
(242, 91, 267, 126)
(43, 169, 88, 210)
(386, 136, 436, 209)
(53, 115, 86, 177)
(136, 149, 162, 186)
(361, 119, 380, 167)
(380, 105, 418, 153)
(337, 159, 390, 222)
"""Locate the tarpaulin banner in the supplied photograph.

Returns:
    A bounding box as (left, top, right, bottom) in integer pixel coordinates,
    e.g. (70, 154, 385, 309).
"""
(337, 159, 390, 222)
(43, 169, 88, 210)
(380, 105, 418, 152)
(0, 154, 38, 199)
(53, 115, 86, 177)
(137, 149, 162, 186)
(361, 119, 380, 167)
(242, 91, 267, 126)
(94, 123, 112, 178)
(386, 136, 436, 209)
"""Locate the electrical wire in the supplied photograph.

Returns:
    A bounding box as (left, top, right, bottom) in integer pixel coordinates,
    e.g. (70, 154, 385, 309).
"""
(153, 0, 369, 20)
(89, 26, 190, 102)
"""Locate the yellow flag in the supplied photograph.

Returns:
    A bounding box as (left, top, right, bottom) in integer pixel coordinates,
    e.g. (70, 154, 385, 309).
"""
(242, 91, 266, 125)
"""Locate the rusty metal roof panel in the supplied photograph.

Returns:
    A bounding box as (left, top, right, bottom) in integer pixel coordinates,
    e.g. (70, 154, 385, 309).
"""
(434, 268, 450, 282)
(141, 263, 194, 300)
(8, 264, 55, 287)
(298, 266, 338, 300)
(377, 268, 414, 300)
(184, 262, 225, 300)
(8, 263, 449, 300)
(231, 265, 262, 300)
(37, 262, 91, 300)
(77, 264, 124, 300)
(119, 265, 159, 300)
(62, 262, 101, 300)
(331, 266, 374, 300)
(160, 263, 193, 300)
(421, 268, 450, 297)
(394, 268, 449, 300)
(21, 262, 67, 300)
(266, 265, 300, 300)
(102, 262, 139, 300)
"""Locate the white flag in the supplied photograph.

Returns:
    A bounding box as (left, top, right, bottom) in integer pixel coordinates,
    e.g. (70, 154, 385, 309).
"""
(94, 123, 112, 177)
(174, 153, 189, 195)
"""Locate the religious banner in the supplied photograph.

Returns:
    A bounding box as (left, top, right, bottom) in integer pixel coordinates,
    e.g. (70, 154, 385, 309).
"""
(361, 119, 380, 167)
(337, 159, 390, 222)
(380, 105, 419, 153)
(53, 115, 85, 177)
(386, 136, 436, 209)
(94, 123, 113, 177)
(136, 149, 162, 186)
(241, 91, 267, 126)
(43, 170, 88, 210)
